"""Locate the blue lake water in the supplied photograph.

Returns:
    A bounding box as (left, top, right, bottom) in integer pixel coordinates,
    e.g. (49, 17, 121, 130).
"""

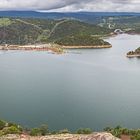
(0, 34, 140, 131)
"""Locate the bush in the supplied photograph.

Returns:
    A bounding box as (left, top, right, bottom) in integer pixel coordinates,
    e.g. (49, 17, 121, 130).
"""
(0, 120, 6, 130)
(30, 128, 41, 136)
(76, 128, 93, 134)
(0, 131, 4, 136)
(104, 127, 112, 132)
(40, 124, 49, 136)
(131, 134, 140, 140)
(3, 126, 21, 135)
(51, 131, 58, 135)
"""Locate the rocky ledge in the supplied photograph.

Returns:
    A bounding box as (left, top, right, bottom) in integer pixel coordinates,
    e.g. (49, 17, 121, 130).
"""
(0, 133, 120, 140)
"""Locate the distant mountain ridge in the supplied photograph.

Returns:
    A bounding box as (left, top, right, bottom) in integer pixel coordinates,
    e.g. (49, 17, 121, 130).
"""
(0, 11, 140, 19)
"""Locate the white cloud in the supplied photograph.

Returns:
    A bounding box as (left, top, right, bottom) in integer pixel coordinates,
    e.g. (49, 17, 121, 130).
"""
(0, 0, 140, 12)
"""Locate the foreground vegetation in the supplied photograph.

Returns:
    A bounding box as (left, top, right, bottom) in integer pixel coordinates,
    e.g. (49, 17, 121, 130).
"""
(104, 126, 140, 140)
(2, 120, 140, 140)
(0, 120, 93, 136)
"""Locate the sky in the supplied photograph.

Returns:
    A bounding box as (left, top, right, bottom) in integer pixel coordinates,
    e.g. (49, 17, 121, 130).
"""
(0, 0, 140, 12)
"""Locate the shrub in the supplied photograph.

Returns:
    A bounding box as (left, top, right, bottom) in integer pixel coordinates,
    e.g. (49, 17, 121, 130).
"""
(0, 120, 6, 130)
(104, 127, 113, 131)
(131, 134, 140, 140)
(30, 128, 41, 136)
(76, 128, 93, 134)
(3, 126, 21, 135)
(51, 131, 58, 135)
(40, 124, 49, 136)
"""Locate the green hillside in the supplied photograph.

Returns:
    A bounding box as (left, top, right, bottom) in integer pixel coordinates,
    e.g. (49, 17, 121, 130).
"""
(0, 17, 112, 45)
(47, 20, 112, 42)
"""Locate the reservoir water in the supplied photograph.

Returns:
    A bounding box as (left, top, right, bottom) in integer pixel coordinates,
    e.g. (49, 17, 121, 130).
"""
(0, 34, 140, 131)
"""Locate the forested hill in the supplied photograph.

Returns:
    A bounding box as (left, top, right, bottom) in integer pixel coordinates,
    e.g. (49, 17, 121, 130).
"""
(0, 12, 140, 46)
(0, 11, 140, 20)
(0, 17, 112, 45)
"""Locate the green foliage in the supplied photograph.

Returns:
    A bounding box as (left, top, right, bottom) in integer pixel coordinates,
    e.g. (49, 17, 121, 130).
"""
(0, 18, 12, 27)
(131, 134, 140, 140)
(30, 124, 49, 136)
(39, 124, 49, 136)
(48, 20, 111, 42)
(76, 128, 93, 134)
(50, 131, 58, 135)
(30, 128, 42, 136)
(2, 126, 21, 135)
(0, 18, 112, 46)
(104, 126, 140, 140)
(0, 120, 6, 130)
(0, 120, 23, 136)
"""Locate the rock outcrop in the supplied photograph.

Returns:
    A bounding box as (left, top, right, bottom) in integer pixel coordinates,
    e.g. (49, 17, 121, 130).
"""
(127, 47, 140, 58)
(0, 133, 120, 140)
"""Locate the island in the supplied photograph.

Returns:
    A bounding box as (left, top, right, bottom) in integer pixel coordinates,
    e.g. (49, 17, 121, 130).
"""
(127, 47, 140, 58)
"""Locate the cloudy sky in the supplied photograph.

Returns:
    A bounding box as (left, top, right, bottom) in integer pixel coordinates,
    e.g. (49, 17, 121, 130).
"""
(0, 0, 140, 12)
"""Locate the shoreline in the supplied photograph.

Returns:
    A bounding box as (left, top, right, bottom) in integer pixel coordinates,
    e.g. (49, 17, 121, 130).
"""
(61, 45, 112, 49)
(0, 44, 112, 54)
(0, 44, 63, 54)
